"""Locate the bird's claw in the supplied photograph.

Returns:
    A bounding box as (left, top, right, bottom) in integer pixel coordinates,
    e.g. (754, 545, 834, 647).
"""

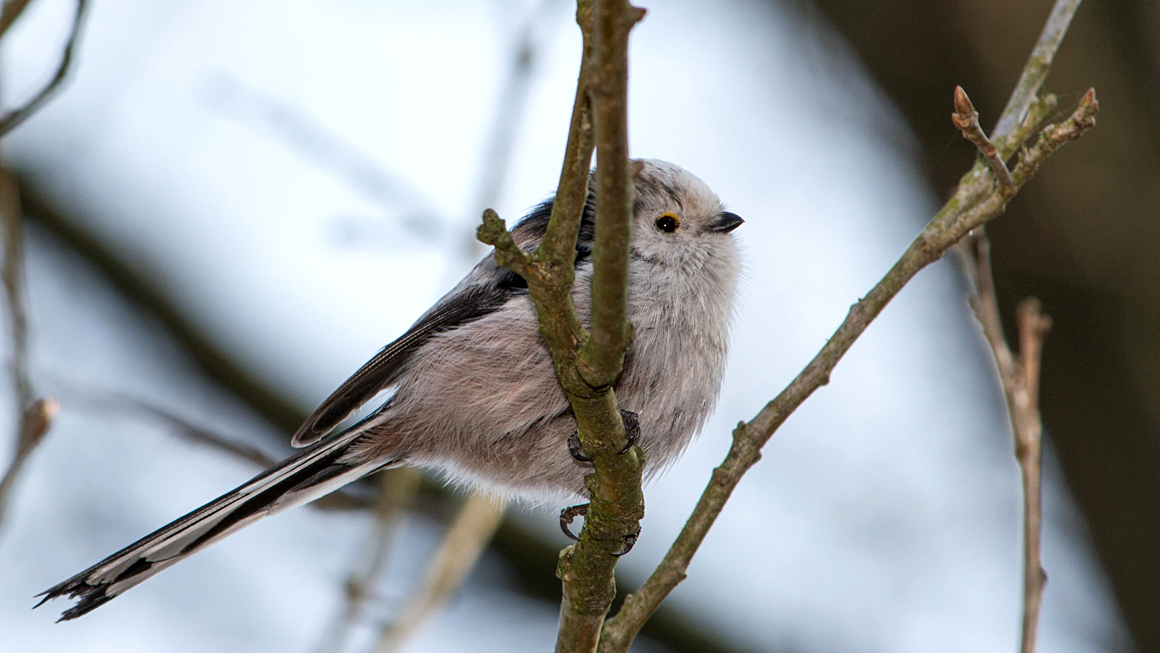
(559, 504, 588, 541)
(618, 409, 640, 455)
(611, 531, 639, 557)
(568, 410, 640, 462)
(568, 432, 593, 463)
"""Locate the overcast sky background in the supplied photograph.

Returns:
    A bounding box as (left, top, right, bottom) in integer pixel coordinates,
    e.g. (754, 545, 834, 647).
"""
(0, 0, 1131, 651)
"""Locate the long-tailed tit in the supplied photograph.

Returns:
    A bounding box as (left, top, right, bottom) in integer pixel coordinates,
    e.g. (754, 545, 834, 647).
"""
(38, 159, 743, 620)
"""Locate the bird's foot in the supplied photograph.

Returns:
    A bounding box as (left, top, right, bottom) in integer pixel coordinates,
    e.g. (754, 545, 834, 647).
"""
(568, 432, 593, 463)
(568, 409, 639, 462)
(559, 504, 588, 541)
(610, 531, 639, 557)
(618, 409, 640, 455)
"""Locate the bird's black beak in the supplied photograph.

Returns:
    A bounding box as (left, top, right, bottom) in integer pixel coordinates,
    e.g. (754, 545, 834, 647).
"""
(708, 212, 744, 233)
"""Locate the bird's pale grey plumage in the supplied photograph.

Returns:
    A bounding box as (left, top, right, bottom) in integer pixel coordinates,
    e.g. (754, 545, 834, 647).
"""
(38, 159, 742, 620)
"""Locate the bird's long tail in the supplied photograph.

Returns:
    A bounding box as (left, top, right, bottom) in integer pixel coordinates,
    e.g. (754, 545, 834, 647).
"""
(36, 428, 392, 621)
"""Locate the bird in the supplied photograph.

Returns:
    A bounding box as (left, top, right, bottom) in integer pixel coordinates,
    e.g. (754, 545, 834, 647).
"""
(37, 159, 743, 621)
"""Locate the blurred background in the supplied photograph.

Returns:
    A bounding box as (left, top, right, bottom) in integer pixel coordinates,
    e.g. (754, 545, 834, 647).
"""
(0, 0, 1151, 651)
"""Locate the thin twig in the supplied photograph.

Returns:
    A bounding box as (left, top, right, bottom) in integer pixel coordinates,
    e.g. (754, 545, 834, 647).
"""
(203, 73, 446, 242)
(0, 397, 58, 528)
(53, 381, 373, 511)
(313, 468, 421, 653)
(372, 492, 505, 653)
(597, 2, 1094, 647)
(1013, 302, 1051, 653)
(0, 0, 89, 138)
(953, 86, 1015, 195)
(0, 164, 52, 532)
(966, 231, 1051, 653)
(991, 0, 1083, 139)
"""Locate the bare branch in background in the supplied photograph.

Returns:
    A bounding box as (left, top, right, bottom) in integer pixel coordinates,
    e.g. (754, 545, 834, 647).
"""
(0, 0, 90, 526)
(458, 0, 554, 262)
(372, 492, 505, 653)
(202, 73, 447, 243)
(0, 165, 55, 530)
(0, 0, 33, 40)
(598, 0, 1094, 648)
(0, 0, 89, 138)
(314, 468, 422, 653)
(53, 381, 373, 512)
(966, 230, 1051, 653)
(0, 396, 57, 528)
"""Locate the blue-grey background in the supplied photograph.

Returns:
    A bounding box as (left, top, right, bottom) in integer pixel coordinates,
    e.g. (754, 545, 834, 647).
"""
(0, 1, 1146, 651)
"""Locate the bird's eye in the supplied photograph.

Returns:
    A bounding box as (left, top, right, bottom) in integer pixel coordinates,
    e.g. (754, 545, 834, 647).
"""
(655, 213, 680, 233)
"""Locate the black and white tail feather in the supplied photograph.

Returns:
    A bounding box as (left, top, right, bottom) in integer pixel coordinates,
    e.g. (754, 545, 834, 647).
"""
(37, 426, 393, 621)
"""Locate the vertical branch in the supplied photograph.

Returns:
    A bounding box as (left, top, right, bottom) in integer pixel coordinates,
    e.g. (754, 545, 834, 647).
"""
(967, 231, 1051, 653)
(0, 169, 57, 529)
(554, 2, 645, 652)
(477, 1, 646, 651)
(577, 0, 641, 389)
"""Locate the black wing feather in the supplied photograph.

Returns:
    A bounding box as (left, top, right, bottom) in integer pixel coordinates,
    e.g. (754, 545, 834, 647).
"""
(291, 284, 512, 445)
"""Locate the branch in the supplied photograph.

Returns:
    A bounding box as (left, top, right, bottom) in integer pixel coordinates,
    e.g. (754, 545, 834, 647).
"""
(0, 0, 32, 40)
(0, 164, 54, 532)
(953, 86, 1015, 195)
(372, 492, 505, 653)
(0, 0, 89, 138)
(477, 1, 646, 651)
(966, 231, 1051, 653)
(313, 468, 420, 653)
(55, 381, 373, 512)
(991, 0, 1083, 139)
(0, 396, 57, 529)
(598, 2, 1095, 648)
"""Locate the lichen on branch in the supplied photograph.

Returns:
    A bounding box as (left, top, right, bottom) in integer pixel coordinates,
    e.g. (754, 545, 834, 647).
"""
(475, 1, 647, 652)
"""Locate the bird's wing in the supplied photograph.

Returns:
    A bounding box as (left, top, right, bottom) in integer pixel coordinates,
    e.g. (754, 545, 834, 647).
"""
(292, 191, 595, 448)
(290, 282, 513, 446)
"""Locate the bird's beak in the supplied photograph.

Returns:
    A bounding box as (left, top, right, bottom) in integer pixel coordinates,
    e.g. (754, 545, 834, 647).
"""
(708, 212, 744, 233)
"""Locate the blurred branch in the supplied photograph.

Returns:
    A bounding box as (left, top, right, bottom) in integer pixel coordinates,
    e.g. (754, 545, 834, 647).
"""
(598, 4, 1096, 649)
(56, 381, 374, 512)
(0, 396, 56, 528)
(314, 468, 421, 653)
(966, 230, 1051, 653)
(0, 0, 33, 40)
(372, 492, 505, 653)
(0, 0, 91, 525)
(202, 73, 446, 242)
(459, 1, 549, 262)
(0, 165, 57, 531)
(991, 0, 1082, 139)
(0, 0, 89, 138)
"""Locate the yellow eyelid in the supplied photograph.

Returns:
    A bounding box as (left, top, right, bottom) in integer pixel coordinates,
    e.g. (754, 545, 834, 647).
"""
(657, 212, 680, 225)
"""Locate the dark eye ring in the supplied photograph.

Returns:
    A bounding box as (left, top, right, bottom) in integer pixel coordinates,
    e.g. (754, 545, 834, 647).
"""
(655, 213, 680, 233)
